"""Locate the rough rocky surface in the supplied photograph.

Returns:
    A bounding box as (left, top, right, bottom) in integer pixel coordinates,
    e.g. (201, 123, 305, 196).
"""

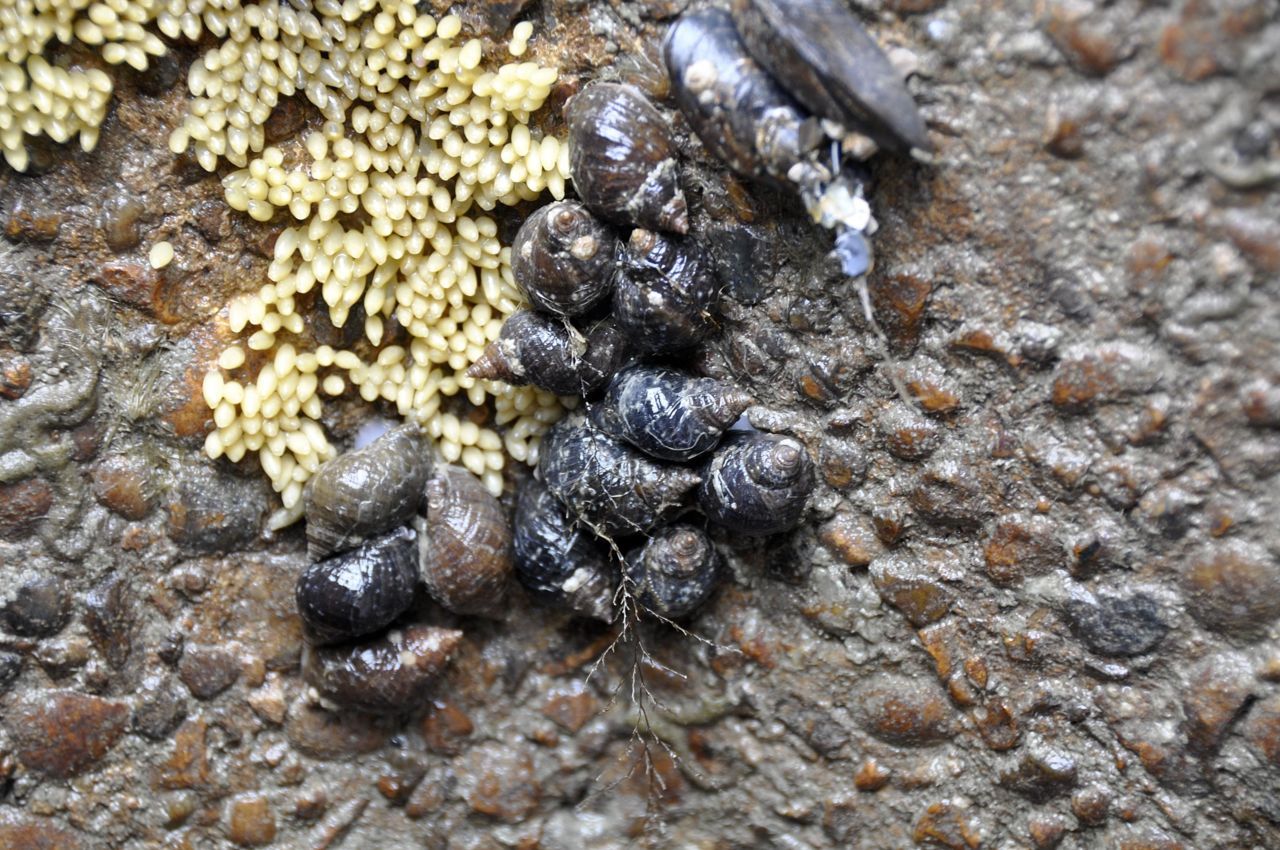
(1, 0, 1279, 847)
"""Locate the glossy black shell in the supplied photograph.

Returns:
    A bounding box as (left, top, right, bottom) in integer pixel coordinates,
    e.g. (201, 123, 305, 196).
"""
(593, 365, 753, 462)
(697, 432, 816, 535)
(302, 624, 463, 714)
(566, 82, 690, 234)
(512, 478, 618, 623)
(467, 311, 628, 397)
(511, 201, 619, 318)
(624, 524, 720, 619)
(539, 414, 702, 537)
(613, 229, 718, 355)
(731, 0, 931, 153)
(664, 8, 818, 186)
(294, 526, 419, 645)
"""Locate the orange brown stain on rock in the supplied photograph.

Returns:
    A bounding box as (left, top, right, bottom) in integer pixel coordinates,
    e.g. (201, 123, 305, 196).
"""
(154, 718, 209, 791)
(421, 699, 475, 755)
(913, 800, 982, 849)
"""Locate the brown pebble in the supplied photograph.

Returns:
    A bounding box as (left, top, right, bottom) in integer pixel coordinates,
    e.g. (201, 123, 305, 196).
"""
(4, 200, 63, 242)
(1183, 651, 1254, 754)
(1027, 813, 1066, 848)
(95, 259, 160, 309)
(983, 513, 1062, 585)
(464, 743, 541, 822)
(819, 512, 882, 567)
(542, 680, 599, 733)
(853, 673, 954, 746)
(910, 455, 995, 529)
(1051, 343, 1159, 408)
(869, 271, 931, 351)
(1044, 99, 1088, 159)
(1071, 783, 1112, 826)
(1183, 543, 1280, 638)
(879, 403, 942, 460)
(154, 718, 208, 790)
(83, 574, 134, 669)
(0, 810, 83, 850)
(0, 349, 32, 399)
(90, 455, 154, 520)
(0, 478, 53, 540)
(854, 758, 891, 791)
(12, 690, 129, 778)
(870, 552, 952, 626)
(2, 573, 69, 637)
(420, 698, 475, 755)
(284, 698, 391, 759)
(1219, 207, 1280, 273)
(227, 793, 276, 847)
(1242, 693, 1280, 768)
(912, 800, 981, 848)
(1044, 1, 1125, 76)
(248, 675, 288, 725)
(178, 644, 241, 700)
(975, 698, 1020, 751)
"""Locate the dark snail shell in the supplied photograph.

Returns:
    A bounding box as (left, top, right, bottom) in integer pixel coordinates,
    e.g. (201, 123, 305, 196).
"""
(513, 478, 618, 623)
(624, 524, 720, 620)
(467, 311, 628, 397)
(539, 414, 702, 537)
(295, 526, 419, 645)
(613, 229, 718, 355)
(566, 82, 689, 235)
(593, 365, 753, 462)
(664, 8, 820, 186)
(697, 432, 815, 535)
(302, 624, 463, 715)
(416, 465, 513, 618)
(303, 423, 429, 560)
(511, 201, 619, 318)
(730, 0, 932, 154)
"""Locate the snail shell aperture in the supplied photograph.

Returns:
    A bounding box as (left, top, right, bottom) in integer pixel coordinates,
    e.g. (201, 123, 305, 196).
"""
(511, 201, 619, 318)
(697, 432, 816, 535)
(566, 82, 689, 234)
(295, 526, 420, 645)
(302, 624, 463, 715)
(467, 311, 629, 397)
(303, 423, 429, 560)
(416, 464, 513, 618)
(613, 229, 718, 355)
(624, 524, 721, 619)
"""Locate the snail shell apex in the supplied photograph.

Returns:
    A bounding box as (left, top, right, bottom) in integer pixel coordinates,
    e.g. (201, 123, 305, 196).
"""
(625, 524, 720, 619)
(295, 526, 420, 645)
(417, 465, 513, 618)
(467, 311, 628, 397)
(511, 201, 619, 318)
(302, 624, 463, 715)
(613, 229, 718, 355)
(697, 432, 815, 535)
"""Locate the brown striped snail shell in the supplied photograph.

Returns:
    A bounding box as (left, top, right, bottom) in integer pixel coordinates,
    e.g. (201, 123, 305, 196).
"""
(539, 413, 701, 537)
(294, 526, 419, 646)
(302, 624, 463, 715)
(303, 423, 429, 560)
(513, 478, 618, 623)
(566, 82, 690, 235)
(511, 201, 619, 318)
(613, 229, 718, 355)
(416, 465, 512, 618)
(624, 524, 720, 620)
(467, 311, 629, 397)
(697, 432, 815, 535)
(593, 365, 753, 462)
(730, 0, 932, 154)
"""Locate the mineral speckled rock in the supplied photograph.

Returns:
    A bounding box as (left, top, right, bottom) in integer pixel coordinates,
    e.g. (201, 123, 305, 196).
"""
(1065, 590, 1169, 657)
(10, 690, 129, 778)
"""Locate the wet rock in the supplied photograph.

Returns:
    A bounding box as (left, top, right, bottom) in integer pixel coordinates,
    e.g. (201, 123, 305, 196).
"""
(870, 552, 952, 626)
(1183, 543, 1280, 639)
(975, 697, 1020, 751)
(263, 96, 310, 144)
(0, 348, 32, 398)
(778, 695, 851, 757)
(247, 675, 288, 725)
(0, 478, 53, 539)
(4, 198, 62, 241)
(1050, 342, 1161, 408)
(421, 699, 475, 756)
(817, 437, 868, 489)
(912, 800, 981, 849)
(178, 644, 241, 700)
(33, 636, 91, 679)
(462, 742, 541, 822)
(100, 195, 146, 252)
(1069, 516, 1129, 578)
(154, 717, 208, 790)
(284, 698, 391, 759)
(903, 360, 963, 415)
(133, 675, 188, 740)
(1219, 209, 1280, 273)
(542, 681, 599, 733)
(869, 271, 931, 351)
(854, 758, 891, 791)
(1158, 0, 1268, 81)
(879, 403, 942, 460)
(94, 259, 160, 310)
(1044, 0, 1126, 76)
(1, 572, 69, 637)
(1182, 651, 1254, 754)
(1071, 783, 1112, 826)
(852, 674, 955, 746)
(819, 512, 882, 567)
(999, 744, 1078, 801)
(166, 465, 266, 554)
(1028, 813, 1067, 848)
(89, 454, 154, 520)
(1241, 378, 1280, 427)
(1241, 693, 1280, 768)
(227, 793, 276, 847)
(983, 513, 1062, 585)
(0, 651, 22, 690)
(1065, 589, 1168, 657)
(11, 690, 129, 778)
(0, 811, 83, 850)
(910, 455, 996, 529)
(83, 574, 133, 669)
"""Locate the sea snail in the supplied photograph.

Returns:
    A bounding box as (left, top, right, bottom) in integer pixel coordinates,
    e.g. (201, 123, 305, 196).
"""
(511, 200, 619, 318)
(295, 526, 420, 645)
(416, 464, 513, 618)
(698, 432, 816, 535)
(624, 524, 721, 619)
(302, 624, 464, 715)
(467, 311, 629, 397)
(613, 229, 718, 355)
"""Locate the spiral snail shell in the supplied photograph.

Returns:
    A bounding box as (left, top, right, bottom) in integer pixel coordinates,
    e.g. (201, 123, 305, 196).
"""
(511, 201, 619, 318)
(302, 624, 463, 715)
(539, 413, 702, 537)
(593, 365, 753, 462)
(566, 82, 689, 235)
(697, 432, 815, 535)
(613, 229, 718, 355)
(467, 311, 629, 397)
(303, 423, 429, 560)
(416, 465, 513, 618)
(624, 524, 720, 620)
(513, 478, 618, 623)
(294, 526, 420, 645)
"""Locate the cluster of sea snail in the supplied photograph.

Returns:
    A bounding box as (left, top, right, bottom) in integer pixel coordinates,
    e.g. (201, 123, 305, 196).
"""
(292, 0, 931, 714)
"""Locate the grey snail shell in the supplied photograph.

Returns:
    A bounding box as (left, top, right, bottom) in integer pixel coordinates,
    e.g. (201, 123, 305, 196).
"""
(539, 413, 702, 537)
(566, 82, 690, 235)
(511, 201, 619, 318)
(294, 526, 419, 646)
(467, 311, 629, 397)
(730, 0, 932, 154)
(303, 423, 429, 560)
(613, 229, 718, 355)
(512, 478, 618, 623)
(664, 8, 820, 186)
(697, 432, 815, 535)
(302, 624, 463, 715)
(624, 524, 721, 620)
(416, 465, 513, 618)
(593, 365, 753, 462)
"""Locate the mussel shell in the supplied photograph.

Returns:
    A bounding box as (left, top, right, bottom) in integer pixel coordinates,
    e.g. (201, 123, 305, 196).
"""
(467, 311, 628, 397)
(417, 465, 513, 618)
(295, 526, 419, 645)
(566, 82, 689, 234)
(624, 524, 720, 619)
(731, 0, 931, 154)
(302, 624, 463, 715)
(697, 432, 815, 535)
(594, 365, 753, 462)
(613, 229, 718, 355)
(513, 478, 617, 623)
(664, 8, 818, 185)
(511, 201, 619, 317)
(303, 424, 430, 560)
(539, 414, 702, 537)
